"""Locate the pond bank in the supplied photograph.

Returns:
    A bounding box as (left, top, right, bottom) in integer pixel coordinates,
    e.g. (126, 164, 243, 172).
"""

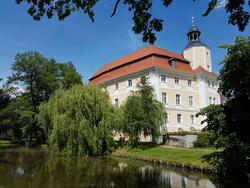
(112, 145, 217, 172)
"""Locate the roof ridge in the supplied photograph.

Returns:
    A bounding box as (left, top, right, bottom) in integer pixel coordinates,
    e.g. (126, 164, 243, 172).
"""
(91, 45, 188, 79)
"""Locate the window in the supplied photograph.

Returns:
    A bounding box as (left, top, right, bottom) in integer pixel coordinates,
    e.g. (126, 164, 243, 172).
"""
(209, 97, 212, 105)
(177, 114, 182, 123)
(162, 92, 167, 104)
(213, 97, 216, 104)
(208, 81, 211, 87)
(212, 82, 215, 88)
(189, 96, 194, 106)
(128, 79, 132, 87)
(115, 99, 118, 107)
(115, 83, 119, 90)
(176, 94, 181, 105)
(188, 79, 192, 87)
(161, 75, 166, 82)
(171, 60, 177, 69)
(175, 77, 180, 84)
(190, 115, 195, 124)
(194, 33, 197, 40)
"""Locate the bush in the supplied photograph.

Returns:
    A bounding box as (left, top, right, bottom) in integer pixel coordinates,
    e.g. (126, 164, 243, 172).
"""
(193, 132, 216, 148)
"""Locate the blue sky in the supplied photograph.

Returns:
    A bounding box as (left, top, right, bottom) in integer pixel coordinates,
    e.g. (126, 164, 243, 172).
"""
(0, 0, 249, 83)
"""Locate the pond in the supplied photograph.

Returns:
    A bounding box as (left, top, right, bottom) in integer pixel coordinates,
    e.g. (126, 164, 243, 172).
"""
(0, 147, 244, 188)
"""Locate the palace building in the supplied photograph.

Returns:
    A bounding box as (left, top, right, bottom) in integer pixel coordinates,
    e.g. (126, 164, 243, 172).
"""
(89, 22, 220, 132)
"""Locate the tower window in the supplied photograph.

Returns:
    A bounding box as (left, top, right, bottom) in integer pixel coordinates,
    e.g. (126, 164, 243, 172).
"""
(207, 65, 210, 71)
(194, 33, 197, 40)
(188, 79, 192, 86)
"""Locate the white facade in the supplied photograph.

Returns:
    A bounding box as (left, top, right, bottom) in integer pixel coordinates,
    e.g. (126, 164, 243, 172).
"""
(92, 24, 220, 132)
(102, 67, 220, 132)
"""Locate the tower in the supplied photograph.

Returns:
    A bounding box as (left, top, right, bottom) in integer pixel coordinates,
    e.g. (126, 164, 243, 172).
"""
(183, 17, 212, 72)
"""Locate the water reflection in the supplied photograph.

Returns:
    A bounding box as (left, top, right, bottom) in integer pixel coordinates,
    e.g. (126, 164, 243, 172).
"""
(0, 148, 227, 188)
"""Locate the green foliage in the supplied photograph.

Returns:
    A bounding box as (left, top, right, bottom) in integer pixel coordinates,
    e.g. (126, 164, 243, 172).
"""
(122, 95, 144, 146)
(202, 136, 250, 179)
(16, 0, 249, 43)
(193, 132, 216, 148)
(38, 84, 117, 156)
(121, 76, 166, 146)
(196, 105, 225, 142)
(218, 36, 250, 145)
(196, 37, 250, 180)
(8, 52, 82, 109)
(0, 87, 10, 111)
(1, 51, 82, 143)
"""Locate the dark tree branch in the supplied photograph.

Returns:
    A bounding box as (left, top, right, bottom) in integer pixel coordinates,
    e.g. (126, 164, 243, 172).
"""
(111, 0, 121, 17)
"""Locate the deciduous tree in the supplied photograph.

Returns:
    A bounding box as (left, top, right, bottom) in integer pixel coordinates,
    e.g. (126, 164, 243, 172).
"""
(3, 51, 82, 143)
(38, 84, 116, 156)
(122, 76, 166, 146)
(197, 36, 250, 180)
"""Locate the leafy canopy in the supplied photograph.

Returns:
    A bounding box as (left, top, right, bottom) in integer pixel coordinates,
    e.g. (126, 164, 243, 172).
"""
(38, 84, 117, 156)
(8, 51, 82, 110)
(16, 0, 250, 44)
(196, 36, 250, 180)
(218, 36, 250, 144)
(122, 76, 166, 146)
(1, 51, 82, 142)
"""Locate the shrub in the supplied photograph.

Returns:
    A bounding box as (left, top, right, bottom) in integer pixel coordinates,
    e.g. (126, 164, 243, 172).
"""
(193, 132, 216, 148)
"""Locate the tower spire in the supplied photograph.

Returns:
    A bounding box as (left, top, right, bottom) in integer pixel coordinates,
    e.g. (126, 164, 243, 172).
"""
(187, 18, 200, 42)
(191, 16, 195, 26)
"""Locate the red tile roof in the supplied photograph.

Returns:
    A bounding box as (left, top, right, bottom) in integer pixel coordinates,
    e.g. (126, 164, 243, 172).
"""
(194, 66, 217, 78)
(89, 45, 217, 84)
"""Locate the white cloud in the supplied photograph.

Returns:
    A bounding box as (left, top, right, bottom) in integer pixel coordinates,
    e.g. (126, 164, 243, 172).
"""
(215, 0, 228, 9)
(128, 31, 144, 51)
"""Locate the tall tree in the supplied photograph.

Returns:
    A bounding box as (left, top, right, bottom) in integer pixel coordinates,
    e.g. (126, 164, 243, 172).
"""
(4, 51, 82, 142)
(197, 36, 250, 180)
(122, 76, 166, 146)
(137, 76, 166, 143)
(15, 0, 250, 43)
(218, 36, 250, 144)
(8, 52, 82, 111)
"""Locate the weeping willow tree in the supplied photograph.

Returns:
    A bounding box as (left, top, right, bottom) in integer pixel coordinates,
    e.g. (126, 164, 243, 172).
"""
(38, 84, 118, 156)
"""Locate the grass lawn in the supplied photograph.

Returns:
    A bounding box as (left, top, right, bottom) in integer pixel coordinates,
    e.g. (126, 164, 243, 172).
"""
(113, 144, 218, 170)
